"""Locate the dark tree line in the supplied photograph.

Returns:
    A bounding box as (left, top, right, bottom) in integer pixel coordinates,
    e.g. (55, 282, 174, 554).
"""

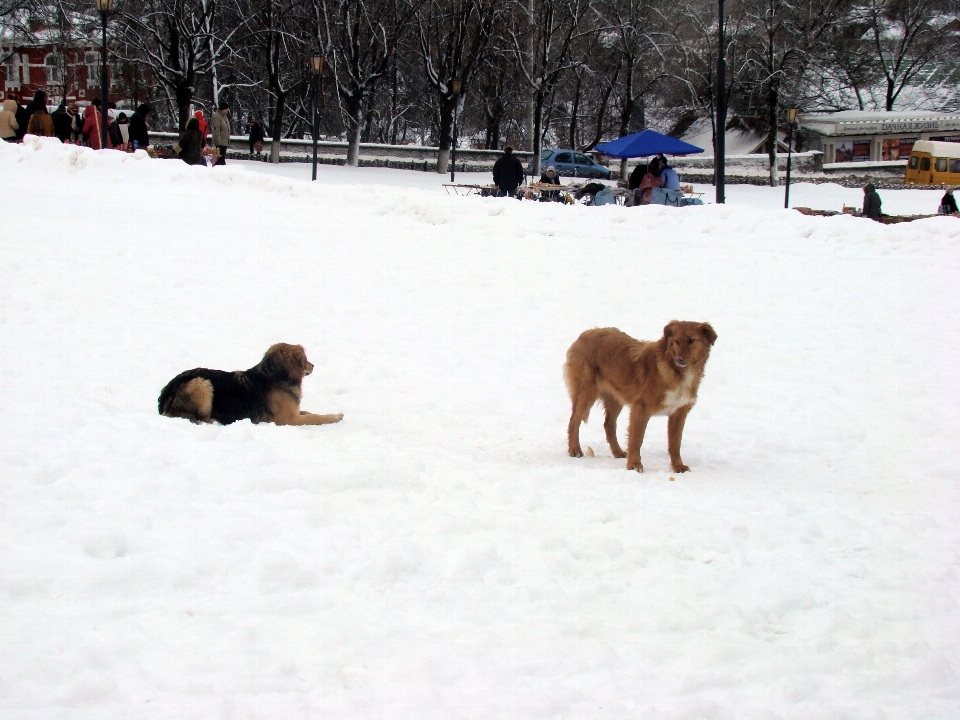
(4, 0, 959, 183)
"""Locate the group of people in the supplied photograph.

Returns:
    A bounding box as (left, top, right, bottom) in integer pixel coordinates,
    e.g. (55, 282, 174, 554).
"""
(0, 90, 254, 168)
(0, 90, 151, 151)
(175, 100, 233, 166)
(625, 155, 681, 205)
(491, 146, 689, 205)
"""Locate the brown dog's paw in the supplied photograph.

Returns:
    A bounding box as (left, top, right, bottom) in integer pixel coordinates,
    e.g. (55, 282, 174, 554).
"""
(334, 413, 344, 422)
(611, 448, 626, 459)
(672, 462, 690, 473)
(626, 459, 644, 472)
(569, 448, 584, 458)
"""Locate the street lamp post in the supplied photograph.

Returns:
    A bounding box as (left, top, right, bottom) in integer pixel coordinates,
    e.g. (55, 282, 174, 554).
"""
(784, 107, 799, 209)
(95, 0, 113, 150)
(450, 78, 461, 183)
(310, 56, 324, 182)
(715, 0, 726, 204)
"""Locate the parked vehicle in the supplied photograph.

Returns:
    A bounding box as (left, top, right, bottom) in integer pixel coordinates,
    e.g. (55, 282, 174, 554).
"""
(904, 140, 960, 186)
(531, 149, 612, 179)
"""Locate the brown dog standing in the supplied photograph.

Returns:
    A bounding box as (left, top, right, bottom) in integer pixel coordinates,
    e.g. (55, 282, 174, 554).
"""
(564, 322, 716, 472)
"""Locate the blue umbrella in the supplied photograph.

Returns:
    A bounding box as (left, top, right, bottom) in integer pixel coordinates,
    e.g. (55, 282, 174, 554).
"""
(595, 129, 704, 158)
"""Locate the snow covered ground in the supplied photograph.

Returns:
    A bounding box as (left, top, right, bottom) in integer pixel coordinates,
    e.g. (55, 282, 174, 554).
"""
(2, 137, 959, 719)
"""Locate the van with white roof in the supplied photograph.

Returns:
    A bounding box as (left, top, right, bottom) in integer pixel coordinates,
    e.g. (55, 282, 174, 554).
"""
(904, 140, 960, 186)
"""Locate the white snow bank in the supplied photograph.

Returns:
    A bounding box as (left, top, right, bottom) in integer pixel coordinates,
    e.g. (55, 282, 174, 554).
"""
(1, 138, 959, 719)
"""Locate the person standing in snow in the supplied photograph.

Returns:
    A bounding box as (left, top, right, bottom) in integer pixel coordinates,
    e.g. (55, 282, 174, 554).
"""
(210, 100, 231, 166)
(51, 103, 67, 139)
(194, 109, 208, 139)
(247, 115, 264, 156)
(0, 96, 19, 141)
(82, 100, 111, 149)
(128, 103, 151, 149)
(862, 183, 882, 221)
(938, 188, 958, 216)
(23, 90, 46, 135)
(492, 145, 525, 198)
(26, 105, 54, 136)
(11, 93, 28, 141)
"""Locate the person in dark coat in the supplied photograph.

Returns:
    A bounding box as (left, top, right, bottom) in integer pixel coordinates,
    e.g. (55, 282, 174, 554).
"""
(628, 162, 647, 190)
(52, 103, 72, 142)
(23, 90, 46, 136)
(862, 183, 882, 221)
(938, 188, 958, 215)
(492, 145, 525, 198)
(247, 115, 265, 156)
(128, 103, 151, 149)
(177, 116, 206, 165)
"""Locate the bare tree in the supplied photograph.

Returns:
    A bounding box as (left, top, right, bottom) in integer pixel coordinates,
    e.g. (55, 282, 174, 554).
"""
(319, 0, 421, 166)
(508, 0, 593, 167)
(116, 0, 246, 130)
(864, 0, 951, 110)
(740, 0, 845, 185)
(416, 0, 501, 172)
(245, 0, 308, 162)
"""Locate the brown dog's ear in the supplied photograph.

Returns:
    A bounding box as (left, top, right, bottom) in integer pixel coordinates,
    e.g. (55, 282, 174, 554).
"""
(663, 321, 679, 339)
(700, 323, 717, 346)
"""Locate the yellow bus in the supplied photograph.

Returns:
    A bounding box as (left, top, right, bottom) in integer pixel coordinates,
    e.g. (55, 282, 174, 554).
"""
(904, 140, 960, 186)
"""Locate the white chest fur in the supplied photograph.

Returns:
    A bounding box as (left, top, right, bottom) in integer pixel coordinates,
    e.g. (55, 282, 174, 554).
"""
(654, 372, 697, 416)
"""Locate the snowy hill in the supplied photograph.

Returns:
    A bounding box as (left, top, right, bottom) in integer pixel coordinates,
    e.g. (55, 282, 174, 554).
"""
(1, 137, 959, 718)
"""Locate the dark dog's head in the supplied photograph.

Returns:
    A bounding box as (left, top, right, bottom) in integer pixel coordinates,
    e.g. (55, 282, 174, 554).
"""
(259, 343, 314, 382)
(662, 321, 716, 370)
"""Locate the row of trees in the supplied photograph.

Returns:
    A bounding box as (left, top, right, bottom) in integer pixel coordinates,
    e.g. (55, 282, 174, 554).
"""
(3, 0, 959, 183)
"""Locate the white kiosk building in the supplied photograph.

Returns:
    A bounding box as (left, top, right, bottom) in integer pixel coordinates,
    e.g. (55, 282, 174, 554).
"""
(800, 111, 960, 164)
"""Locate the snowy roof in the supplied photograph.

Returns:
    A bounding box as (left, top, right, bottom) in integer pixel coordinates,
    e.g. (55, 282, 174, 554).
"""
(801, 110, 960, 137)
(680, 118, 766, 156)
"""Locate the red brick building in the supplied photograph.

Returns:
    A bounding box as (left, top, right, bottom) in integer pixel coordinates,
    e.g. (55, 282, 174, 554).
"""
(2, 32, 118, 105)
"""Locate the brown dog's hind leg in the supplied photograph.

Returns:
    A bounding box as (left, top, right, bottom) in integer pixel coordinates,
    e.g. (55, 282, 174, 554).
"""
(667, 405, 692, 472)
(601, 393, 625, 458)
(566, 387, 597, 458)
(626, 404, 651, 472)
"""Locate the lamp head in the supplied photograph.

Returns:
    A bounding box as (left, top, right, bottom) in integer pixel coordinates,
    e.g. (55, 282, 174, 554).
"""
(310, 56, 324, 76)
(786, 107, 799, 124)
(451, 78, 461, 95)
(95, 0, 113, 11)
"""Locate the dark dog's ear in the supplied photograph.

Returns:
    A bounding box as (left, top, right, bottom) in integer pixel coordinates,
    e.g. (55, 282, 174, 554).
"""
(700, 323, 717, 346)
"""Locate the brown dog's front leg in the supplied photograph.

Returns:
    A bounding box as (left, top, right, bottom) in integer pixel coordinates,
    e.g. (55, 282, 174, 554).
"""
(667, 405, 692, 472)
(294, 411, 344, 425)
(626, 405, 650, 472)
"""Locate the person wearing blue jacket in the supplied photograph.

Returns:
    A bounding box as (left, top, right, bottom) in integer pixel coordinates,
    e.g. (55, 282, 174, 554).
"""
(657, 155, 681, 191)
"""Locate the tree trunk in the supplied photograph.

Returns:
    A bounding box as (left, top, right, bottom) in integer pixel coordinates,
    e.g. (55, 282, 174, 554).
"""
(568, 75, 581, 149)
(175, 83, 192, 132)
(270, 91, 285, 164)
(435, 96, 454, 173)
(766, 85, 779, 187)
(532, 91, 545, 176)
